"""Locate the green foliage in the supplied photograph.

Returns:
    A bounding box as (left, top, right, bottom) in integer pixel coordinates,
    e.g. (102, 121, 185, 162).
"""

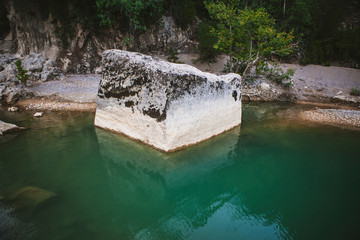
(165, 0, 207, 29)
(196, 22, 219, 62)
(300, 56, 310, 66)
(205, 1, 296, 77)
(256, 61, 295, 86)
(15, 60, 29, 85)
(302, 0, 360, 66)
(6, 0, 360, 66)
(95, 0, 164, 34)
(167, 0, 196, 29)
(123, 37, 134, 47)
(203, 0, 359, 67)
(350, 87, 360, 96)
(167, 48, 179, 63)
(261, 63, 295, 87)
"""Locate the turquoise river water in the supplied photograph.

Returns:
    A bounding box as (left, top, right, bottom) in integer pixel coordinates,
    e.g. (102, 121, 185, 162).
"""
(0, 103, 359, 240)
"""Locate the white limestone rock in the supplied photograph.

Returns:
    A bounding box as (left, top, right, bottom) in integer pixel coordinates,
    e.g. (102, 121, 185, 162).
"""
(22, 53, 46, 72)
(8, 106, 19, 112)
(95, 50, 242, 152)
(33, 112, 43, 117)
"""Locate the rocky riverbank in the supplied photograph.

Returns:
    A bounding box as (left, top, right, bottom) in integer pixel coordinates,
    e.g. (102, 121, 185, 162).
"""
(0, 52, 359, 131)
(299, 109, 360, 129)
(15, 74, 99, 111)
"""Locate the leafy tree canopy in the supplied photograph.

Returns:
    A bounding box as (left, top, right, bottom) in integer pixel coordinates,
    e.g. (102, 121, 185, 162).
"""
(205, 1, 296, 76)
(96, 0, 164, 34)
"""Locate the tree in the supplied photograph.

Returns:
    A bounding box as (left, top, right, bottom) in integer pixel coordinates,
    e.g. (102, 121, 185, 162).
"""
(96, 0, 163, 35)
(205, 1, 296, 77)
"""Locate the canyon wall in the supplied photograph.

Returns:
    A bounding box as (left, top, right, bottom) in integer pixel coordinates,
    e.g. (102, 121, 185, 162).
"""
(0, 1, 197, 73)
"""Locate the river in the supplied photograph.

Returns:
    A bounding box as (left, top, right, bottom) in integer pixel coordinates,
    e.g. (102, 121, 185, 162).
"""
(0, 103, 359, 240)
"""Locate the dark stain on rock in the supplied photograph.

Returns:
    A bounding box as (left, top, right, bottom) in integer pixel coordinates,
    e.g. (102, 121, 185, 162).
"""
(232, 91, 238, 101)
(125, 101, 135, 107)
(143, 108, 167, 122)
(104, 89, 138, 99)
(98, 88, 104, 98)
(216, 82, 223, 91)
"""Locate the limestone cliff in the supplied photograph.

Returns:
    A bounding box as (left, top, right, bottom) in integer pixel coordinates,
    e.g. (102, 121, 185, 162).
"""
(0, 1, 197, 74)
(95, 50, 242, 152)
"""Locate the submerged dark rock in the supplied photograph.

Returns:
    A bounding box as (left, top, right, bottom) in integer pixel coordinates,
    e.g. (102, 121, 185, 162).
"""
(0, 120, 24, 135)
(1, 186, 57, 215)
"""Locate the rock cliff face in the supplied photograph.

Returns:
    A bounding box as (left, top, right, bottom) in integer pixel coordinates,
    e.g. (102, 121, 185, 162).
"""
(95, 50, 242, 152)
(0, 52, 64, 104)
(0, 1, 197, 74)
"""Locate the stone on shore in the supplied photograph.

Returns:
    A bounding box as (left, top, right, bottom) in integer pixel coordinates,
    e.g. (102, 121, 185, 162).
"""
(34, 112, 43, 117)
(95, 50, 242, 152)
(8, 106, 19, 112)
(0, 120, 24, 135)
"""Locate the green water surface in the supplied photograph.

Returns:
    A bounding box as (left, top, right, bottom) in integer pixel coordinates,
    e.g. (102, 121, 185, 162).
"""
(0, 103, 359, 240)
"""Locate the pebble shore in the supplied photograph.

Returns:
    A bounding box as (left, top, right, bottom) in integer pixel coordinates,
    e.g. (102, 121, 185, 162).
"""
(299, 109, 360, 129)
(17, 98, 96, 112)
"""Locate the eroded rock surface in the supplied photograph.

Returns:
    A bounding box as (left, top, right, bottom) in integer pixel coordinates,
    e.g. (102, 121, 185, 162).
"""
(95, 50, 242, 152)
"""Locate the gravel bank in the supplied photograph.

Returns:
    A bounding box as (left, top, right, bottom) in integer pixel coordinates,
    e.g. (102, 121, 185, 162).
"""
(299, 109, 360, 129)
(282, 64, 360, 105)
(17, 98, 96, 112)
(177, 54, 360, 106)
(15, 74, 100, 111)
(7, 55, 359, 133)
(29, 74, 100, 103)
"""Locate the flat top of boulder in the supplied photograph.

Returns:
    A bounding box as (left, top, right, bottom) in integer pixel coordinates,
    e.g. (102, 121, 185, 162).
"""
(103, 50, 241, 84)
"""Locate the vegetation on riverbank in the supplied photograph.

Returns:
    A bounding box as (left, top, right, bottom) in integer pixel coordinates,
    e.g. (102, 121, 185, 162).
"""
(14, 59, 29, 85)
(0, 0, 358, 68)
(205, 2, 296, 81)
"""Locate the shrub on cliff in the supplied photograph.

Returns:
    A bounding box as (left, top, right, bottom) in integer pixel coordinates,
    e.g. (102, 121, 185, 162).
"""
(350, 87, 360, 96)
(15, 60, 29, 85)
(96, 0, 164, 35)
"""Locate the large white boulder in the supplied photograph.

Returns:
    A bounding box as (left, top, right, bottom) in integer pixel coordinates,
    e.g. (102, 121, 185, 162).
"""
(95, 50, 242, 152)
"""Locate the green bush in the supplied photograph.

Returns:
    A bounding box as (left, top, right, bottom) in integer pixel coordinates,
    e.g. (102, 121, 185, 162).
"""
(15, 59, 29, 85)
(165, 0, 197, 29)
(96, 0, 164, 34)
(256, 61, 295, 87)
(196, 21, 219, 62)
(167, 48, 179, 63)
(350, 87, 360, 96)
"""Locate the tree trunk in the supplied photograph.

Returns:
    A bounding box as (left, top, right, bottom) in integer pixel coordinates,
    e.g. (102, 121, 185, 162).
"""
(242, 52, 259, 77)
(283, 0, 286, 20)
